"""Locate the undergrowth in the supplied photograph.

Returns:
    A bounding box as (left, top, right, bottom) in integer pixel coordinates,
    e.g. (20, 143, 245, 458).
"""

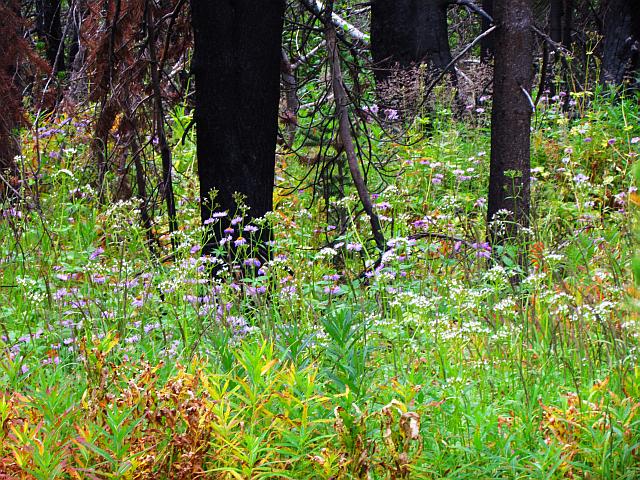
(0, 91, 639, 478)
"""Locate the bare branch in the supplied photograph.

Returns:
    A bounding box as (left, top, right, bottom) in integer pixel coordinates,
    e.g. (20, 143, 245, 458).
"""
(452, 0, 493, 23)
(424, 25, 497, 100)
(531, 25, 572, 56)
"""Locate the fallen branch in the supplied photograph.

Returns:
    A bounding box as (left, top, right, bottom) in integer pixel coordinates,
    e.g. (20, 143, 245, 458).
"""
(292, 40, 326, 70)
(300, 0, 369, 45)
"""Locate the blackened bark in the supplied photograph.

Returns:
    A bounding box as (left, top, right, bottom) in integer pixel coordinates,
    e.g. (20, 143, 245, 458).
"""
(544, 0, 563, 96)
(487, 0, 533, 249)
(36, 0, 65, 72)
(601, 0, 639, 85)
(191, 0, 285, 254)
(562, 0, 573, 48)
(0, 0, 22, 182)
(371, 0, 453, 84)
(550, 0, 562, 43)
(480, 0, 494, 62)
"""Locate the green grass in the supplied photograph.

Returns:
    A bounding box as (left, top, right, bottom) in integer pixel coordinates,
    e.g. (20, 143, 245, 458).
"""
(0, 91, 639, 478)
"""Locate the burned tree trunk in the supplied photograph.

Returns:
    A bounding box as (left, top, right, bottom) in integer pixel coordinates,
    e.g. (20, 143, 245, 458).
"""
(487, 0, 534, 251)
(191, 0, 285, 254)
(480, 0, 494, 62)
(371, 0, 453, 85)
(36, 0, 65, 72)
(601, 0, 639, 86)
(562, 0, 573, 49)
(0, 0, 24, 185)
(550, 0, 562, 44)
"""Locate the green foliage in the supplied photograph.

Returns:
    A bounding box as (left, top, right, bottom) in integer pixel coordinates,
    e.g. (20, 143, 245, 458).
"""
(1, 91, 639, 478)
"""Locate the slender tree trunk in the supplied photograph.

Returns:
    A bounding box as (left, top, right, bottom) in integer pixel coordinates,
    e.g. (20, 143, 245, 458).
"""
(480, 0, 494, 62)
(281, 49, 299, 147)
(371, 0, 453, 85)
(146, 2, 178, 248)
(36, 0, 65, 72)
(191, 0, 285, 255)
(487, 0, 533, 252)
(325, 16, 386, 251)
(601, 0, 639, 85)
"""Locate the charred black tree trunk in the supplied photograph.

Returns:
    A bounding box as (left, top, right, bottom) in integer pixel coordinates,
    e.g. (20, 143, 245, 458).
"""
(371, 0, 453, 85)
(487, 0, 533, 253)
(480, 0, 494, 62)
(36, 0, 65, 72)
(562, 0, 573, 49)
(0, 0, 22, 186)
(191, 0, 285, 255)
(541, 0, 573, 102)
(543, 0, 563, 96)
(550, 0, 562, 43)
(601, 0, 640, 86)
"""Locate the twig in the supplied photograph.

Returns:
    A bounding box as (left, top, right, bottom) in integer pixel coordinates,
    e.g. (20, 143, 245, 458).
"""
(0, 170, 24, 200)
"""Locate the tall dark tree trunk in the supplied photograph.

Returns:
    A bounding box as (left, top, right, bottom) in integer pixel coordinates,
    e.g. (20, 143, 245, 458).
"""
(543, 0, 563, 96)
(191, 0, 285, 255)
(601, 0, 639, 85)
(550, 0, 562, 43)
(36, 0, 65, 72)
(487, 0, 533, 253)
(480, 0, 494, 62)
(371, 0, 453, 85)
(0, 0, 23, 186)
(562, 0, 573, 49)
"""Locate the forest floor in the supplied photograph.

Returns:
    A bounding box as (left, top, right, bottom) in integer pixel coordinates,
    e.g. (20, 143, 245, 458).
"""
(1, 92, 639, 479)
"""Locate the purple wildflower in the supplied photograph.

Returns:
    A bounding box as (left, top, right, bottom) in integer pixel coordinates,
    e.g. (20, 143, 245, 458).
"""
(384, 108, 399, 121)
(346, 242, 362, 252)
(573, 173, 589, 184)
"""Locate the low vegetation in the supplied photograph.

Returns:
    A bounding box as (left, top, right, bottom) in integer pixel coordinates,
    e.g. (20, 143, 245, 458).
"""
(1, 90, 639, 478)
